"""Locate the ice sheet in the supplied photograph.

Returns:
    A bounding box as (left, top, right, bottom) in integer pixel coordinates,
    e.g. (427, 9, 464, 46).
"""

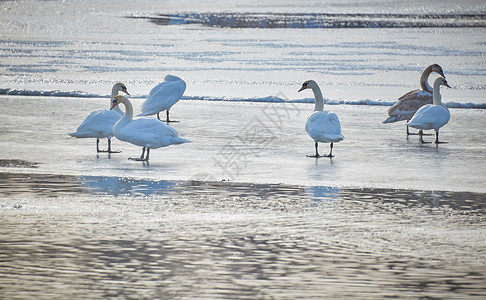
(1, 96, 484, 192)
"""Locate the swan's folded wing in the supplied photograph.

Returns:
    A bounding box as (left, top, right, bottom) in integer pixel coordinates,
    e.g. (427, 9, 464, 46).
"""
(140, 80, 187, 116)
(408, 105, 450, 129)
(305, 111, 344, 142)
(70, 109, 121, 137)
(126, 118, 180, 137)
(384, 90, 433, 123)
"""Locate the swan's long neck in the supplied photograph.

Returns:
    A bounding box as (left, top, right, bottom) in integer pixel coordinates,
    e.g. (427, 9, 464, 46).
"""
(110, 87, 124, 114)
(115, 100, 133, 130)
(432, 80, 443, 106)
(311, 85, 324, 111)
(420, 65, 433, 93)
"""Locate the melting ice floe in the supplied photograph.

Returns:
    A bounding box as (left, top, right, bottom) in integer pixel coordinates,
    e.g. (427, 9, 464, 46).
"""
(1, 88, 484, 109)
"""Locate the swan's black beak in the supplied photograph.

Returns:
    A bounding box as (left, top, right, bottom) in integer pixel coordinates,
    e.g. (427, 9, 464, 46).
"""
(110, 99, 118, 110)
(445, 83, 451, 88)
(122, 87, 130, 96)
(439, 70, 445, 78)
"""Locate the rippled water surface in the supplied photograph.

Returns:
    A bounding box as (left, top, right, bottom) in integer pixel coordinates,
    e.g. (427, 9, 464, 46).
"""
(1, 173, 485, 299)
(1, 0, 486, 298)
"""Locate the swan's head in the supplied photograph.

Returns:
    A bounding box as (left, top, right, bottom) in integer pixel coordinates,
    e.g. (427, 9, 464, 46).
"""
(114, 82, 130, 96)
(430, 64, 445, 78)
(298, 80, 317, 92)
(110, 95, 128, 110)
(436, 77, 451, 88)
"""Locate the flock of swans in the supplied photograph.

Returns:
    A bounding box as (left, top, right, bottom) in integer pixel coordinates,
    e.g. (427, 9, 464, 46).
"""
(69, 64, 451, 162)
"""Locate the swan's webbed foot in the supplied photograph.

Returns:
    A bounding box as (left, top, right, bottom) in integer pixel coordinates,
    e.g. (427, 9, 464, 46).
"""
(306, 154, 334, 158)
(162, 110, 179, 123)
(97, 139, 121, 153)
(407, 130, 433, 136)
(108, 150, 122, 154)
(308, 142, 334, 158)
(128, 147, 150, 162)
(128, 157, 148, 161)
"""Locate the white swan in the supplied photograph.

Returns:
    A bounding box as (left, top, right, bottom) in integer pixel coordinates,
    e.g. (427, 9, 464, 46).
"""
(383, 64, 445, 135)
(407, 77, 451, 144)
(299, 80, 344, 158)
(69, 83, 129, 153)
(111, 95, 189, 161)
(138, 75, 186, 123)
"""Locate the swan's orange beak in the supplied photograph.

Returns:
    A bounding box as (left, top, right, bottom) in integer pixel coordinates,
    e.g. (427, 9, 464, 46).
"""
(110, 100, 118, 110)
(298, 86, 306, 92)
(122, 88, 130, 96)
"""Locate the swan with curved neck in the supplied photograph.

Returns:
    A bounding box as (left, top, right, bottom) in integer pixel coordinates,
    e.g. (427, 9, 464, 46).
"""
(138, 75, 186, 123)
(69, 83, 129, 153)
(111, 95, 189, 162)
(299, 80, 344, 158)
(407, 77, 451, 144)
(383, 64, 445, 135)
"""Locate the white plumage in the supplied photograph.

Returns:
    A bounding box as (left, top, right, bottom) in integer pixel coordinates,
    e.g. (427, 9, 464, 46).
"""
(305, 111, 344, 143)
(69, 83, 129, 153)
(299, 80, 344, 157)
(111, 95, 189, 161)
(138, 75, 186, 122)
(407, 77, 451, 144)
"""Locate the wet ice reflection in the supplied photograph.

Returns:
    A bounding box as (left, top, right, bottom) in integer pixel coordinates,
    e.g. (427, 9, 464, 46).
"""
(1, 173, 485, 299)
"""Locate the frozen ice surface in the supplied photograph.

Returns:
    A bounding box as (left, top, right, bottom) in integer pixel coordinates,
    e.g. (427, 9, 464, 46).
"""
(1, 96, 485, 192)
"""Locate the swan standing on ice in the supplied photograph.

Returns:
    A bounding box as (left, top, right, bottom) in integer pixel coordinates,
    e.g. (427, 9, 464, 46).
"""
(111, 95, 189, 162)
(383, 64, 445, 135)
(69, 83, 129, 153)
(138, 75, 186, 123)
(407, 77, 451, 144)
(299, 80, 344, 158)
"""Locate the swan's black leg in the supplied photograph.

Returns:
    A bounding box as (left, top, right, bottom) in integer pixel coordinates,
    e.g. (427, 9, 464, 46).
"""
(406, 125, 413, 135)
(166, 110, 179, 123)
(107, 138, 121, 154)
(419, 131, 431, 144)
(96, 138, 108, 152)
(307, 142, 321, 158)
(434, 131, 447, 144)
(145, 147, 150, 161)
(407, 125, 432, 136)
(327, 142, 334, 158)
(129, 147, 147, 161)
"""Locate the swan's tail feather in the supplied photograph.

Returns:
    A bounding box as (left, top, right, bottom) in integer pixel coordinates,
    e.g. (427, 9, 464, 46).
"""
(174, 137, 190, 144)
(383, 116, 398, 123)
